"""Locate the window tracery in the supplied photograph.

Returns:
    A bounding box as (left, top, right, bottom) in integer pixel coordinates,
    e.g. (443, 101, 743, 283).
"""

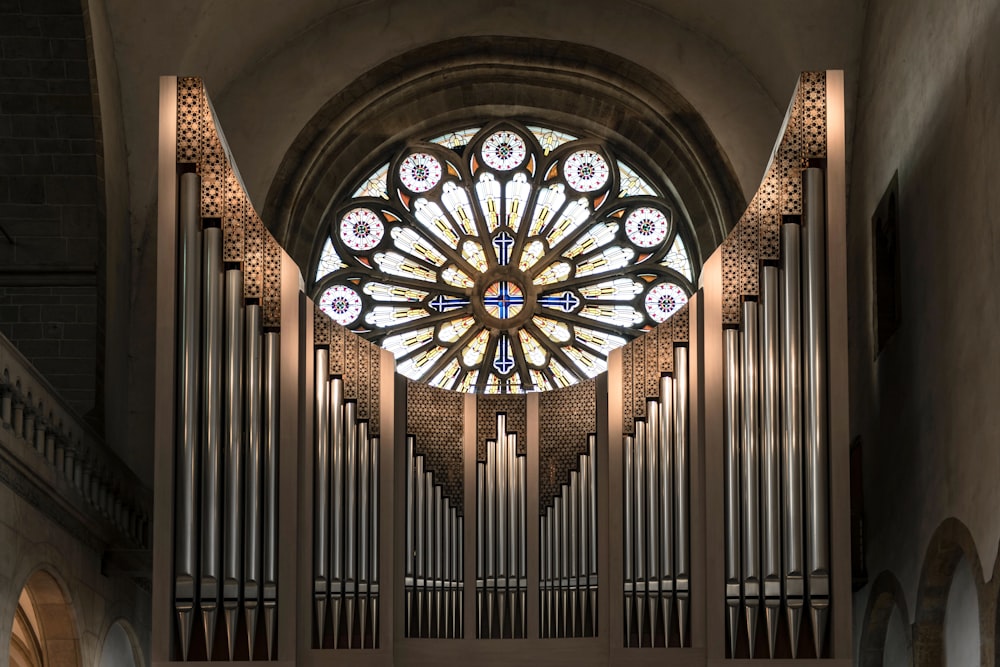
(313, 121, 695, 393)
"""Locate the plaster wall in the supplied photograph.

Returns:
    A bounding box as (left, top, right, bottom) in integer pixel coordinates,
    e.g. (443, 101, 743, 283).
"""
(847, 0, 1000, 648)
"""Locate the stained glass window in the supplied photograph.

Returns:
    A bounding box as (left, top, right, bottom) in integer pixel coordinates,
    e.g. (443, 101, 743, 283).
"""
(313, 121, 696, 393)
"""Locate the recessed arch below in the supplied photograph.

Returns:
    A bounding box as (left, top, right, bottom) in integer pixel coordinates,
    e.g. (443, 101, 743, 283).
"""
(9, 568, 82, 667)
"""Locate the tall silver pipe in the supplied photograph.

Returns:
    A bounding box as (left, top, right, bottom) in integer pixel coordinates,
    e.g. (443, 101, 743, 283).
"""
(345, 401, 358, 582)
(509, 440, 518, 584)
(416, 456, 426, 582)
(331, 379, 344, 583)
(200, 226, 222, 643)
(486, 440, 496, 579)
(497, 437, 507, 579)
(646, 402, 659, 589)
(634, 425, 645, 585)
(554, 494, 563, 637)
(587, 435, 597, 575)
(476, 463, 484, 580)
(175, 172, 201, 660)
(579, 453, 590, 599)
(803, 167, 830, 655)
(262, 332, 279, 659)
(740, 301, 760, 653)
(244, 305, 263, 651)
(518, 456, 526, 579)
(434, 483, 443, 634)
(314, 349, 331, 588)
(761, 266, 782, 656)
(569, 470, 579, 637)
(541, 510, 549, 636)
(623, 435, 633, 585)
(223, 269, 245, 660)
(359, 422, 370, 585)
(723, 329, 742, 657)
(263, 334, 280, 583)
(444, 503, 452, 636)
(372, 436, 379, 583)
(406, 437, 415, 578)
(782, 223, 804, 583)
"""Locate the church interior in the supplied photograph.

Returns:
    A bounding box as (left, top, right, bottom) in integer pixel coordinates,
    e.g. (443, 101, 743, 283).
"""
(0, 1, 998, 666)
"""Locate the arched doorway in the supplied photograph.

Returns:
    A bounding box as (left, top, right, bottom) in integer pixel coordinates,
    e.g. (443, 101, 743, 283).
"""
(8, 569, 81, 667)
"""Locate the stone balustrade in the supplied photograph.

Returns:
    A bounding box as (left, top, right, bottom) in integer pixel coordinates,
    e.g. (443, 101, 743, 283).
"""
(0, 331, 151, 550)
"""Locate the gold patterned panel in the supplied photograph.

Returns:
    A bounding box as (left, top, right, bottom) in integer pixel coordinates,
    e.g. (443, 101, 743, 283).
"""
(370, 344, 381, 436)
(476, 394, 527, 461)
(329, 322, 345, 376)
(199, 98, 225, 222)
(538, 380, 596, 510)
(243, 202, 264, 300)
(759, 176, 781, 260)
(407, 381, 464, 513)
(672, 302, 690, 344)
(344, 329, 358, 402)
(314, 304, 331, 347)
(262, 234, 282, 328)
(176, 78, 201, 163)
(358, 337, 371, 421)
(802, 71, 827, 159)
(631, 335, 645, 421)
(657, 318, 675, 375)
(622, 341, 634, 435)
(645, 325, 659, 399)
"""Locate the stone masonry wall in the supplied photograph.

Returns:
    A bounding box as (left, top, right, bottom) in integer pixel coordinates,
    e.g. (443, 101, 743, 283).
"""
(0, 0, 101, 419)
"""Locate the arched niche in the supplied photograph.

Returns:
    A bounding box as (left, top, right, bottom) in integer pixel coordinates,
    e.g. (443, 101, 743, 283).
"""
(99, 620, 143, 667)
(8, 569, 81, 667)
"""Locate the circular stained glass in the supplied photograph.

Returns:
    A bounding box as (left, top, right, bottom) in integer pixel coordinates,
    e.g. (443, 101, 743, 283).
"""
(483, 280, 525, 320)
(644, 282, 688, 323)
(564, 149, 610, 193)
(625, 206, 669, 248)
(319, 284, 364, 326)
(340, 207, 384, 251)
(313, 122, 696, 394)
(482, 130, 527, 171)
(399, 152, 442, 193)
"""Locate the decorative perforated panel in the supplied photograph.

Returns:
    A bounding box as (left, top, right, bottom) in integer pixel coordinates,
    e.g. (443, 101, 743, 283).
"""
(538, 379, 597, 510)
(476, 394, 526, 460)
(406, 381, 464, 513)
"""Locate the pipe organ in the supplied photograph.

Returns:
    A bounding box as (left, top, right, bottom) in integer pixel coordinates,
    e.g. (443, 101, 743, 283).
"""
(155, 72, 849, 666)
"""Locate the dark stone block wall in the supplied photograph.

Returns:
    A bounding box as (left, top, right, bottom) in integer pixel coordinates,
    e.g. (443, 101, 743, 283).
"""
(0, 0, 101, 419)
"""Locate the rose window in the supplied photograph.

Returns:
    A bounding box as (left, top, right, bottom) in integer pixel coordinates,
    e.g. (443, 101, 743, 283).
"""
(313, 122, 695, 393)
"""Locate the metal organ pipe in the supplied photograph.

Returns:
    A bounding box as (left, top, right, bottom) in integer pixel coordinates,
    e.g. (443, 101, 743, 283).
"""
(199, 225, 222, 652)
(760, 265, 782, 657)
(313, 348, 330, 646)
(222, 268, 244, 658)
(782, 223, 805, 656)
(740, 300, 760, 654)
(803, 167, 830, 655)
(674, 346, 690, 647)
(723, 329, 742, 657)
(659, 375, 674, 646)
(175, 172, 201, 660)
(244, 304, 263, 652)
(262, 332, 279, 659)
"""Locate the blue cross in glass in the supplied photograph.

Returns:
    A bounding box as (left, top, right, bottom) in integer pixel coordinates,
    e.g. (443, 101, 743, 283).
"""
(494, 334, 515, 374)
(429, 294, 470, 312)
(483, 280, 524, 319)
(493, 231, 514, 266)
(537, 291, 580, 313)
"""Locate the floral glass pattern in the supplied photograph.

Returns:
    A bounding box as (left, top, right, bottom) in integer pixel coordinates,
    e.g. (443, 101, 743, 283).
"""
(314, 122, 695, 392)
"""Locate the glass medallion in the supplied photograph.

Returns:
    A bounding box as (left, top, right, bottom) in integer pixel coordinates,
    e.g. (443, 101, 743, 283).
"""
(482, 130, 527, 171)
(339, 207, 384, 251)
(644, 282, 689, 322)
(312, 122, 696, 393)
(624, 206, 669, 248)
(483, 281, 525, 319)
(399, 152, 442, 193)
(564, 149, 610, 193)
(319, 285, 363, 326)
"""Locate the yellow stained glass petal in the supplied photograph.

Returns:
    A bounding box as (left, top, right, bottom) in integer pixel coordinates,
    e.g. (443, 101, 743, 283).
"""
(564, 345, 606, 378)
(518, 240, 545, 271)
(382, 327, 434, 356)
(575, 246, 635, 277)
(461, 240, 488, 273)
(414, 198, 459, 246)
(363, 282, 428, 302)
(530, 368, 552, 392)
(528, 184, 566, 236)
(564, 222, 618, 259)
(462, 330, 490, 366)
(575, 327, 627, 355)
(438, 316, 476, 343)
(397, 345, 446, 380)
(579, 278, 644, 300)
(430, 359, 462, 390)
(441, 182, 476, 235)
(517, 329, 547, 367)
(442, 265, 475, 288)
(365, 306, 429, 328)
(374, 251, 437, 282)
(545, 197, 590, 246)
(532, 316, 571, 343)
(579, 304, 644, 327)
(391, 227, 446, 266)
(456, 370, 480, 393)
(476, 173, 501, 232)
(533, 261, 571, 285)
(505, 173, 531, 231)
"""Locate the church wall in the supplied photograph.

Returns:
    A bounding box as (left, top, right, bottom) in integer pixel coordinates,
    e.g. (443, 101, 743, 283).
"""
(847, 0, 1000, 661)
(0, 0, 102, 420)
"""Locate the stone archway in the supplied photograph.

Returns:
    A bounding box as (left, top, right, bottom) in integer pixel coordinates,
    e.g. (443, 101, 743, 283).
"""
(99, 620, 143, 667)
(912, 518, 986, 667)
(8, 569, 82, 667)
(858, 570, 911, 667)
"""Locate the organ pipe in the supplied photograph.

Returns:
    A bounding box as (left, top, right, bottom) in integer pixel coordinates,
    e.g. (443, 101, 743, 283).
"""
(740, 300, 761, 655)
(782, 222, 805, 656)
(199, 225, 222, 655)
(313, 348, 330, 645)
(175, 172, 201, 660)
(674, 345, 690, 647)
(262, 332, 279, 659)
(244, 304, 263, 653)
(222, 268, 244, 659)
(761, 265, 782, 657)
(723, 329, 741, 657)
(804, 167, 830, 655)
